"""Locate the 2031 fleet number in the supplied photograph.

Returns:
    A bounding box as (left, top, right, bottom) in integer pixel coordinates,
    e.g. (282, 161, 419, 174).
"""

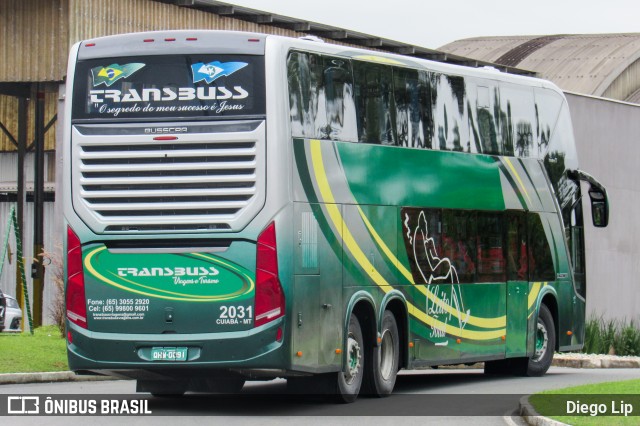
(218, 305, 253, 325)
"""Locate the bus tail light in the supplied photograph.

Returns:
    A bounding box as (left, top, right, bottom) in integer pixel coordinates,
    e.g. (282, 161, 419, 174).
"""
(254, 222, 285, 327)
(66, 226, 87, 329)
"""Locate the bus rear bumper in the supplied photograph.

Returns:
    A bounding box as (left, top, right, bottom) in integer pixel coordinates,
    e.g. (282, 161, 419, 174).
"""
(66, 319, 287, 379)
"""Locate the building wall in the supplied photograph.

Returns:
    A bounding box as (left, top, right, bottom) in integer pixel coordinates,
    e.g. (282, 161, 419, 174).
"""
(0, 0, 359, 152)
(67, 0, 302, 43)
(601, 57, 640, 103)
(0, 0, 68, 82)
(0, 89, 58, 152)
(566, 92, 640, 321)
(0, 0, 307, 83)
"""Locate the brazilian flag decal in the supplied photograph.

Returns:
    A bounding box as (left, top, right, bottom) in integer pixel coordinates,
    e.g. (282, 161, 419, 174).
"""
(91, 63, 145, 87)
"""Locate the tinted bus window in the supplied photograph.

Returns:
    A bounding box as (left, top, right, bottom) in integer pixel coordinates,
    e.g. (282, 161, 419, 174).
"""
(320, 56, 357, 141)
(432, 74, 468, 152)
(394, 67, 432, 149)
(477, 213, 505, 282)
(500, 84, 536, 157)
(287, 52, 357, 141)
(528, 214, 556, 281)
(403, 208, 450, 285)
(506, 212, 528, 281)
(72, 54, 265, 120)
(354, 61, 396, 145)
(288, 51, 319, 138)
(442, 210, 476, 283)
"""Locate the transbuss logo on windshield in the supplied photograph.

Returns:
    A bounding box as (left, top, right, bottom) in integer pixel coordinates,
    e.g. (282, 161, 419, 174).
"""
(88, 60, 251, 111)
(191, 61, 248, 84)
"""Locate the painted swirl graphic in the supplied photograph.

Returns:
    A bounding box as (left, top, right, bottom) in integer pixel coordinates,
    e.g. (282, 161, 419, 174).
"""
(84, 246, 254, 302)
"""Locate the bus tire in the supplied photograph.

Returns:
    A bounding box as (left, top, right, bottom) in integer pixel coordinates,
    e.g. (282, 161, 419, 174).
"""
(364, 310, 399, 397)
(525, 304, 555, 377)
(336, 313, 365, 403)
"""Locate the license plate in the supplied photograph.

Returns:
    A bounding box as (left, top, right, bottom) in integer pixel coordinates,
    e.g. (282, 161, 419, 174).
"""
(150, 347, 188, 361)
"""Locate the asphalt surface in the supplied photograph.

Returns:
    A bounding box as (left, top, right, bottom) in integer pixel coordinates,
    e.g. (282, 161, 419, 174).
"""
(1, 354, 638, 426)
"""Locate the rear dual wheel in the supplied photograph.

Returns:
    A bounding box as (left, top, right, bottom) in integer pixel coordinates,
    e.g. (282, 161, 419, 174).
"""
(364, 310, 400, 397)
(286, 314, 367, 402)
(288, 311, 400, 403)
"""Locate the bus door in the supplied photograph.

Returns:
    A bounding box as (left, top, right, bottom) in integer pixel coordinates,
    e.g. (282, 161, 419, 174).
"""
(505, 212, 528, 358)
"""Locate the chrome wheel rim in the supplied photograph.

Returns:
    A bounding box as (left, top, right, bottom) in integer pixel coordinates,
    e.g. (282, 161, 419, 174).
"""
(345, 333, 361, 384)
(533, 320, 548, 362)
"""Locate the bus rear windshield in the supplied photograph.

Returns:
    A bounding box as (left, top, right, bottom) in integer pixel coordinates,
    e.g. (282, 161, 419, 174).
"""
(72, 54, 265, 120)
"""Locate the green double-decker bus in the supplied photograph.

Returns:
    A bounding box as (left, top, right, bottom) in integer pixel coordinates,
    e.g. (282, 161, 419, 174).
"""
(63, 30, 609, 401)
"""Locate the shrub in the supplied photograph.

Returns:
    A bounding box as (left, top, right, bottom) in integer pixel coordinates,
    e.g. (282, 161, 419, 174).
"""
(583, 316, 640, 356)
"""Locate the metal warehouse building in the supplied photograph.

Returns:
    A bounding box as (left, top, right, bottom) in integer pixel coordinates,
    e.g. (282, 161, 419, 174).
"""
(0, 1, 637, 325)
(439, 33, 640, 102)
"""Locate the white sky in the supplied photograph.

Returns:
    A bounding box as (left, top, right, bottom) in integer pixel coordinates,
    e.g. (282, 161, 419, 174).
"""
(225, 0, 639, 49)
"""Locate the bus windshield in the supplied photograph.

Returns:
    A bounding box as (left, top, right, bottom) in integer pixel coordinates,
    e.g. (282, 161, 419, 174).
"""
(72, 54, 265, 120)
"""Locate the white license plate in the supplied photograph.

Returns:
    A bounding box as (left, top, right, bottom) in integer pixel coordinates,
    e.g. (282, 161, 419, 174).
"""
(150, 347, 188, 361)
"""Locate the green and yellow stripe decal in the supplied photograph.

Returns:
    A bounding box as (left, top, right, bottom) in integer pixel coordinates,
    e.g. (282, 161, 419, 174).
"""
(503, 157, 533, 207)
(310, 140, 393, 295)
(309, 140, 549, 340)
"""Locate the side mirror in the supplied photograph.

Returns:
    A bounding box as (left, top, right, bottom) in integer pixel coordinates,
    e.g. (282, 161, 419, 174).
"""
(589, 190, 608, 228)
(568, 169, 609, 228)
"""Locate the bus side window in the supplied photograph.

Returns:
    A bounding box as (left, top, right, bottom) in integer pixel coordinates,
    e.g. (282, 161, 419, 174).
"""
(403, 208, 443, 285)
(353, 61, 397, 145)
(506, 212, 528, 281)
(528, 213, 555, 281)
(500, 84, 536, 158)
(442, 210, 476, 283)
(476, 213, 505, 282)
(393, 68, 432, 149)
(287, 51, 320, 139)
(320, 56, 357, 142)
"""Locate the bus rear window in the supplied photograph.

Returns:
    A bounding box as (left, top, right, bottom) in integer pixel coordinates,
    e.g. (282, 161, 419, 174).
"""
(72, 54, 265, 120)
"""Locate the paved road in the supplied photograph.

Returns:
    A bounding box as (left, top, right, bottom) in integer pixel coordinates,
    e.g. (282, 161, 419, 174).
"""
(2, 366, 639, 425)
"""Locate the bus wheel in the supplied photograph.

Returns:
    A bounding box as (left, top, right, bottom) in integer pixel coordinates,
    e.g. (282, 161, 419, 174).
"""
(525, 304, 555, 377)
(365, 310, 399, 396)
(336, 314, 364, 403)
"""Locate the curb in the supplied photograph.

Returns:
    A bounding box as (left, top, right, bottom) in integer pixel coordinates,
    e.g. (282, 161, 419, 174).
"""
(552, 355, 640, 369)
(519, 395, 569, 426)
(0, 371, 119, 385)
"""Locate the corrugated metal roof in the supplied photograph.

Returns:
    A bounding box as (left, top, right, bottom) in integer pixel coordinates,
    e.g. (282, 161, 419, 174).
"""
(625, 87, 640, 104)
(439, 33, 640, 103)
(164, 0, 534, 75)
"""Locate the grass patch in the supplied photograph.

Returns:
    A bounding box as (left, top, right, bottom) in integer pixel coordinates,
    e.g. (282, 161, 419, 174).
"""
(0, 325, 68, 373)
(529, 379, 640, 426)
